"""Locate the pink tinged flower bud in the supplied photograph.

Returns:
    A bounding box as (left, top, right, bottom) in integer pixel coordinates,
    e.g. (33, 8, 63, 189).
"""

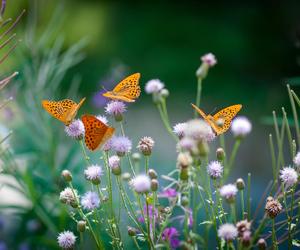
(236, 178, 245, 190)
(65, 119, 85, 140)
(173, 122, 187, 139)
(216, 147, 225, 161)
(105, 101, 126, 122)
(196, 53, 217, 79)
(151, 179, 159, 192)
(280, 167, 298, 188)
(59, 187, 78, 208)
(217, 223, 238, 242)
(236, 220, 251, 237)
(231, 116, 252, 138)
(219, 184, 238, 203)
(61, 170, 72, 182)
(131, 174, 151, 193)
(84, 165, 103, 185)
(258, 238, 267, 250)
(177, 152, 192, 169)
(127, 226, 137, 236)
(148, 169, 158, 179)
(111, 136, 132, 157)
(57, 231, 76, 249)
(265, 196, 282, 218)
(108, 155, 121, 175)
(145, 79, 164, 94)
(77, 220, 86, 232)
(137, 136, 155, 156)
(201, 53, 217, 67)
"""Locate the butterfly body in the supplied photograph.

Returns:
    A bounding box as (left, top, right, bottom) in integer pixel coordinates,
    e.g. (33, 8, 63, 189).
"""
(102, 73, 141, 102)
(192, 103, 242, 135)
(42, 98, 86, 126)
(81, 114, 115, 151)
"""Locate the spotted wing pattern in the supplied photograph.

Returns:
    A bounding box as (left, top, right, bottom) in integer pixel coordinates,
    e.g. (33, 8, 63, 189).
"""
(81, 114, 115, 151)
(42, 98, 86, 126)
(102, 73, 141, 102)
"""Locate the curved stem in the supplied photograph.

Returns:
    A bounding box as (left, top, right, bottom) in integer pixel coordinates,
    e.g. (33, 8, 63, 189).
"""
(194, 78, 202, 118)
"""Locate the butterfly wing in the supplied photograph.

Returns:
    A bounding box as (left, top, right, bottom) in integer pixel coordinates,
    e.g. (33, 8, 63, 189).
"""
(42, 98, 86, 126)
(102, 73, 141, 102)
(82, 114, 115, 151)
(212, 104, 242, 135)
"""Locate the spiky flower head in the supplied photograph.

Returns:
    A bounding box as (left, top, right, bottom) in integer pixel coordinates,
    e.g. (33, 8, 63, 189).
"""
(57, 231, 76, 249)
(108, 155, 121, 175)
(177, 137, 197, 153)
(162, 227, 180, 249)
(236, 220, 251, 237)
(219, 184, 238, 203)
(130, 174, 151, 193)
(137, 136, 155, 156)
(173, 122, 187, 139)
(280, 167, 298, 188)
(145, 79, 164, 94)
(207, 161, 223, 179)
(111, 136, 132, 156)
(84, 165, 103, 185)
(59, 187, 78, 208)
(201, 53, 217, 66)
(65, 119, 85, 140)
(102, 139, 112, 152)
(105, 101, 126, 121)
(293, 151, 300, 167)
(231, 116, 252, 138)
(81, 191, 100, 211)
(218, 223, 238, 242)
(96, 115, 108, 125)
(265, 196, 282, 218)
(184, 119, 215, 142)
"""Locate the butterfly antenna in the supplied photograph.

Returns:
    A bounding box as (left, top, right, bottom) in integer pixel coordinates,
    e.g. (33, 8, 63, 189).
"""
(101, 85, 108, 92)
(209, 107, 218, 115)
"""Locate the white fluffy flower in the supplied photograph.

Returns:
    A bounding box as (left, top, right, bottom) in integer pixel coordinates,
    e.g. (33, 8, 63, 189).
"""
(293, 152, 300, 167)
(131, 174, 151, 193)
(81, 191, 100, 211)
(84, 165, 103, 184)
(145, 79, 164, 94)
(220, 184, 238, 202)
(57, 231, 76, 249)
(218, 223, 238, 241)
(108, 155, 120, 169)
(184, 119, 215, 142)
(231, 117, 252, 138)
(207, 161, 223, 179)
(96, 115, 108, 125)
(280, 167, 298, 188)
(173, 123, 187, 138)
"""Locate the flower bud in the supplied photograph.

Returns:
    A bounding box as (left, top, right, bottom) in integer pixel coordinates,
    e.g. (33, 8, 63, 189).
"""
(151, 179, 159, 191)
(122, 172, 131, 181)
(127, 226, 137, 237)
(196, 63, 210, 79)
(160, 88, 169, 98)
(177, 152, 192, 169)
(236, 178, 245, 190)
(258, 238, 267, 250)
(137, 137, 155, 156)
(77, 220, 86, 232)
(132, 152, 141, 162)
(180, 168, 189, 181)
(61, 170, 72, 182)
(112, 165, 122, 176)
(216, 148, 225, 161)
(148, 169, 158, 179)
(181, 196, 189, 206)
(265, 196, 282, 218)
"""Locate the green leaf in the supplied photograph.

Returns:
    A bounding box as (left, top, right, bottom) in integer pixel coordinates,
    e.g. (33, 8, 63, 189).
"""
(292, 239, 300, 247)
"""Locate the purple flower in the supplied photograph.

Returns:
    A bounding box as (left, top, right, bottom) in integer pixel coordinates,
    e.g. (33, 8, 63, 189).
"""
(111, 136, 132, 156)
(145, 79, 164, 94)
(131, 174, 151, 193)
(173, 123, 187, 138)
(160, 188, 177, 198)
(280, 167, 298, 188)
(81, 191, 100, 211)
(207, 161, 223, 179)
(177, 137, 196, 152)
(184, 119, 215, 142)
(96, 115, 108, 125)
(108, 155, 120, 169)
(188, 209, 193, 228)
(201, 53, 217, 66)
(57, 231, 76, 249)
(162, 227, 180, 249)
(103, 139, 113, 151)
(65, 119, 85, 140)
(105, 101, 126, 116)
(220, 184, 238, 202)
(84, 165, 103, 184)
(138, 205, 158, 224)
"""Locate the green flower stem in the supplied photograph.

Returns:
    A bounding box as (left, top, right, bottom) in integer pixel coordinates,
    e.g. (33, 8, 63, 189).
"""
(225, 138, 241, 180)
(145, 156, 149, 174)
(269, 134, 277, 181)
(156, 103, 178, 141)
(230, 203, 237, 223)
(119, 121, 136, 176)
(282, 107, 293, 159)
(240, 190, 245, 220)
(287, 85, 300, 145)
(80, 232, 84, 250)
(272, 218, 278, 250)
(103, 152, 114, 217)
(145, 194, 155, 249)
(69, 182, 104, 250)
(79, 139, 90, 166)
(132, 236, 141, 250)
(194, 77, 202, 118)
(289, 187, 296, 250)
(152, 192, 157, 240)
(247, 173, 251, 220)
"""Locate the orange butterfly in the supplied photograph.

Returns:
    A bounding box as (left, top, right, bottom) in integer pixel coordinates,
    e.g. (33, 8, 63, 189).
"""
(102, 73, 141, 102)
(41, 98, 86, 126)
(81, 114, 115, 151)
(192, 103, 242, 135)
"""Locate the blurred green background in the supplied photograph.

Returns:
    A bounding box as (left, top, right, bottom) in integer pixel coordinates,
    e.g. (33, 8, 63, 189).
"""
(1, 0, 300, 249)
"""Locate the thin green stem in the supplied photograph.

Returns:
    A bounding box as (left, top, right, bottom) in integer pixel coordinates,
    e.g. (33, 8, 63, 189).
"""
(269, 134, 277, 181)
(287, 85, 300, 145)
(272, 219, 278, 250)
(225, 139, 241, 180)
(80, 140, 91, 166)
(247, 173, 251, 220)
(240, 190, 245, 220)
(194, 77, 202, 118)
